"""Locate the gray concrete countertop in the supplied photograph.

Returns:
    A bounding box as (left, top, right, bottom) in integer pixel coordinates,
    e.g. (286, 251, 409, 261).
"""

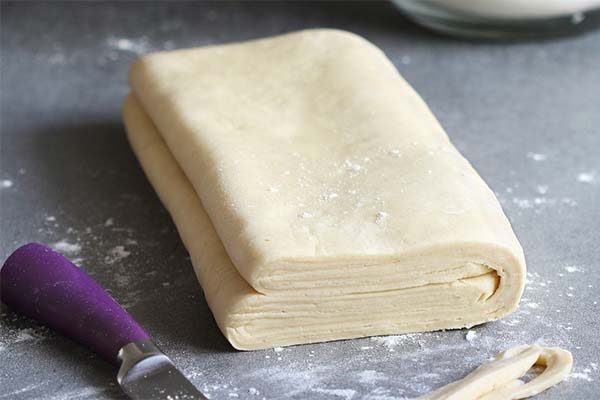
(1, 2, 599, 399)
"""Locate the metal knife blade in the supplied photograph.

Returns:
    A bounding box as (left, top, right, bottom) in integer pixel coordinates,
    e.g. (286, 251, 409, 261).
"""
(1, 244, 208, 399)
(118, 341, 207, 400)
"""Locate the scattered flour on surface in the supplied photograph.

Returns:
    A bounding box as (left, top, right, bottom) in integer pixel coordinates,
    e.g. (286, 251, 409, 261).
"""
(70, 257, 85, 266)
(104, 245, 131, 264)
(564, 266, 581, 273)
(512, 198, 533, 209)
(569, 371, 593, 382)
(560, 198, 577, 207)
(512, 196, 576, 210)
(299, 212, 313, 219)
(1, 179, 13, 188)
(576, 171, 596, 183)
(51, 240, 81, 255)
(500, 318, 521, 327)
(311, 387, 356, 399)
(526, 152, 547, 161)
(370, 333, 422, 352)
(371, 335, 405, 351)
(357, 370, 387, 385)
(2, 383, 45, 397)
(465, 330, 477, 342)
(0, 320, 49, 350)
(15, 330, 36, 342)
(45, 386, 108, 400)
(104, 218, 114, 227)
(107, 36, 151, 54)
(200, 383, 230, 399)
(273, 347, 284, 353)
(250, 365, 329, 397)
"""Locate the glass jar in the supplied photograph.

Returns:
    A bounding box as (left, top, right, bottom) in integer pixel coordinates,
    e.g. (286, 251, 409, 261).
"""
(391, 0, 600, 38)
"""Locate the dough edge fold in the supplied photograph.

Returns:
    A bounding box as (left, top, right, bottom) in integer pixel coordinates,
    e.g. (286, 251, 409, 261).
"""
(123, 93, 525, 350)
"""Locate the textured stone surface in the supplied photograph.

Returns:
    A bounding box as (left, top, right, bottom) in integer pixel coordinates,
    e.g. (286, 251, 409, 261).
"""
(1, 2, 599, 399)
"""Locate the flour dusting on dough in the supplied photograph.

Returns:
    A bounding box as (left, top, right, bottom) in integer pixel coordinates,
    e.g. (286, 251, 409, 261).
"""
(375, 211, 388, 225)
(442, 206, 466, 215)
(321, 192, 339, 201)
(343, 159, 364, 173)
(388, 148, 402, 157)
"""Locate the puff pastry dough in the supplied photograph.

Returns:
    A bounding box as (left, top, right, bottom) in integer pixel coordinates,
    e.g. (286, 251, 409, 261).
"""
(419, 345, 572, 399)
(123, 29, 525, 350)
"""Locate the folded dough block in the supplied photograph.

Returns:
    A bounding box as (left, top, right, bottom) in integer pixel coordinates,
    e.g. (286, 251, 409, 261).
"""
(123, 29, 525, 350)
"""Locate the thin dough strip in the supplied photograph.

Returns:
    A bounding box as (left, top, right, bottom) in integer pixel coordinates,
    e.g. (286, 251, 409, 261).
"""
(418, 345, 573, 400)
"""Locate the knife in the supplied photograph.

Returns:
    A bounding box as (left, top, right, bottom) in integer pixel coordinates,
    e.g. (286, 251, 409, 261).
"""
(1, 242, 208, 400)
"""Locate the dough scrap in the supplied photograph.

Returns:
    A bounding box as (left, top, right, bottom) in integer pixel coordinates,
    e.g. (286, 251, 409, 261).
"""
(123, 29, 526, 350)
(418, 345, 573, 399)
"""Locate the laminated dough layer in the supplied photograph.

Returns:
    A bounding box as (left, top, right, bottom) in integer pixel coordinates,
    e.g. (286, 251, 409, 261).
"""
(123, 29, 526, 350)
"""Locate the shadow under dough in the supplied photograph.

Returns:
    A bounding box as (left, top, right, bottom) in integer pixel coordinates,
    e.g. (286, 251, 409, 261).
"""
(2, 120, 235, 396)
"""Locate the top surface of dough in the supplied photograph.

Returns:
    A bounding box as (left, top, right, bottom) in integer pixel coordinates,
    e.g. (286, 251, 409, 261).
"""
(129, 29, 524, 292)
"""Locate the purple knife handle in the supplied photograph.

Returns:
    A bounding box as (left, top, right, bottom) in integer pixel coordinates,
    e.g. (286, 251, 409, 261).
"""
(1, 243, 150, 363)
